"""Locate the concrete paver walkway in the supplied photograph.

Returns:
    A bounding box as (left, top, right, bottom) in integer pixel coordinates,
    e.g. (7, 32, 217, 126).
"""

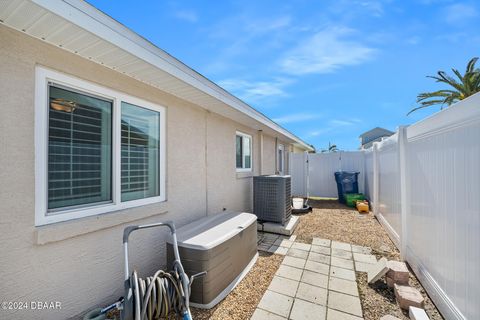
(253, 233, 377, 320)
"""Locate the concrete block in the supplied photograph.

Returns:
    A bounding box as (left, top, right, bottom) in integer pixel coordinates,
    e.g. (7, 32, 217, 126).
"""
(308, 252, 331, 264)
(379, 316, 401, 320)
(251, 308, 287, 320)
(327, 291, 363, 317)
(291, 242, 312, 251)
(367, 257, 388, 283)
(311, 245, 331, 255)
(394, 284, 425, 310)
(258, 290, 294, 318)
(276, 265, 303, 281)
(351, 244, 372, 254)
(268, 276, 299, 297)
(304, 260, 330, 275)
(296, 282, 328, 305)
(354, 261, 371, 273)
(332, 248, 353, 260)
(287, 248, 309, 259)
(332, 241, 352, 251)
(301, 270, 328, 289)
(327, 309, 363, 320)
(282, 256, 307, 269)
(386, 260, 409, 285)
(331, 256, 355, 270)
(353, 252, 377, 264)
(274, 238, 294, 248)
(290, 298, 326, 320)
(329, 276, 359, 296)
(409, 306, 430, 320)
(330, 266, 356, 281)
(312, 237, 331, 247)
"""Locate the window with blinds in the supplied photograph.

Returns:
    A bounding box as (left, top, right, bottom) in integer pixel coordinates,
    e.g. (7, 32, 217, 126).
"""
(47, 85, 112, 210)
(121, 102, 160, 202)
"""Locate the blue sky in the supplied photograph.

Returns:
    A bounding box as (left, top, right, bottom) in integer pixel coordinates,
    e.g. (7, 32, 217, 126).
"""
(89, 0, 479, 151)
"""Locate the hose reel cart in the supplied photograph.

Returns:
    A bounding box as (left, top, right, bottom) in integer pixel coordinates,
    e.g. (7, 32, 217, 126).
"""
(85, 221, 205, 320)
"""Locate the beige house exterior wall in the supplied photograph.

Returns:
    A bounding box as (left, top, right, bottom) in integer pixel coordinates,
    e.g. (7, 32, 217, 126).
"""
(0, 26, 306, 319)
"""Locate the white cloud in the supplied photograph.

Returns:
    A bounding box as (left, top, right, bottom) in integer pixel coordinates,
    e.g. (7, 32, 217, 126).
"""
(279, 27, 377, 75)
(306, 118, 360, 137)
(174, 10, 198, 23)
(273, 113, 322, 124)
(217, 78, 292, 102)
(444, 3, 478, 24)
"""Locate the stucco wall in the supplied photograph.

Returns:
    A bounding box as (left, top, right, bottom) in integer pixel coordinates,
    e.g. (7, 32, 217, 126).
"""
(0, 26, 291, 319)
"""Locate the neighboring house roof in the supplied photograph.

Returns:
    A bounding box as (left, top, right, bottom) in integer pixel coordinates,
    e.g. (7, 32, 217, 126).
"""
(1, 0, 313, 151)
(359, 127, 394, 146)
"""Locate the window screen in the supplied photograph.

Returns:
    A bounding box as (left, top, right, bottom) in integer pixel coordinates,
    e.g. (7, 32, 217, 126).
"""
(121, 102, 160, 201)
(47, 85, 112, 210)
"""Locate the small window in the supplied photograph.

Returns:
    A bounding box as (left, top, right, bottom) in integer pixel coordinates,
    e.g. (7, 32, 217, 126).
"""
(236, 132, 252, 171)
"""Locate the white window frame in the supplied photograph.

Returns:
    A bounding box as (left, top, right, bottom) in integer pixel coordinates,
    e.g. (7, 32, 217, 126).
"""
(35, 66, 166, 226)
(235, 131, 253, 172)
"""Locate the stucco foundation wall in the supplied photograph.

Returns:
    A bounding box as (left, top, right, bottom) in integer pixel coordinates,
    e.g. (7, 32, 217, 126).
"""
(0, 26, 293, 319)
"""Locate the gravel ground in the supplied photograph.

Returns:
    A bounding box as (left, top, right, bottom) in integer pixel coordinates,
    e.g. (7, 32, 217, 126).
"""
(191, 252, 283, 320)
(296, 199, 443, 320)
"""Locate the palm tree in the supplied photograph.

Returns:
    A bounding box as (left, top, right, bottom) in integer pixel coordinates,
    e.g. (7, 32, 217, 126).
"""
(408, 57, 480, 115)
(321, 142, 338, 153)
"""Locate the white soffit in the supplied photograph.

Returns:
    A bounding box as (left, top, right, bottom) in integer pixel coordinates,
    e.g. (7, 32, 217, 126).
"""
(0, 0, 313, 151)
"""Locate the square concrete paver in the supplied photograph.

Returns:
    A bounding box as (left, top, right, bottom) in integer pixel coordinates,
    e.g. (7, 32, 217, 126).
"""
(351, 245, 372, 254)
(312, 238, 331, 247)
(332, 248, 353, 260)
(327, 308, 364, 320)
(304, 260, 330, 275)
(291, 242, 312, 251)
(287, 248, 309, 259)
(296, 282, 328, 305)
(331, 256, 355, 270)
(308, 252, 330, 264)
(290, 298, 327, 320)
(330, 266, 356, 281)
(353, 252, 377, 264)
(283, 256, 307, 269)
(258, 290, 294, 318)
(331, 241, 352, 251)
(276, 265, 303, 281)
(301, 270, 329, 289)
(329, 277, 359, 296)
(251, 308, 287, 320)
(328, 291, 363, 317)
(311, 245, 331, 255)
(268, 275, 299, 297)
(354, 261, 371, 273)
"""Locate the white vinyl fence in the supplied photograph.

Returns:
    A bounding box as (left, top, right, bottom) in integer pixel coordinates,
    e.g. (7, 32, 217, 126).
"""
(290, 151, 364, 197)
(289, 93, 480, 320)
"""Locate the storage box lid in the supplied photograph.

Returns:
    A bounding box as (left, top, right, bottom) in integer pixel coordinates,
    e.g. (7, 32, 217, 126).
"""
(168, 212, 257, 250)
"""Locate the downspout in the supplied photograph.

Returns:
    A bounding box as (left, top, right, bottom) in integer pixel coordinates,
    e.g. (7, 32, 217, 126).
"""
(275, 137, 278, 174)
(258, 130, 264, 175)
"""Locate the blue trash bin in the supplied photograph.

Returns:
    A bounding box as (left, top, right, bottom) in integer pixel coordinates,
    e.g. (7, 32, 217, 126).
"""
(334, 171, 360, 203)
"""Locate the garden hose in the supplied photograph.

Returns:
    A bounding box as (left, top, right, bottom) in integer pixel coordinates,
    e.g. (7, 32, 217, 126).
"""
(131, 268, 187, 320)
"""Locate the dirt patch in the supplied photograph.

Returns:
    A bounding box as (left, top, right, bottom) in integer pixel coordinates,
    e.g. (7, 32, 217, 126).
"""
(191, 251, 283, 320)
(297, 200, 443, 320)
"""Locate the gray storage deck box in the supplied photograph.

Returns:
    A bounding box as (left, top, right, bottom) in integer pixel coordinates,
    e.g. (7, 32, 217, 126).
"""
(167, 212, 258, 309)
(253, 175, 292, 225)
